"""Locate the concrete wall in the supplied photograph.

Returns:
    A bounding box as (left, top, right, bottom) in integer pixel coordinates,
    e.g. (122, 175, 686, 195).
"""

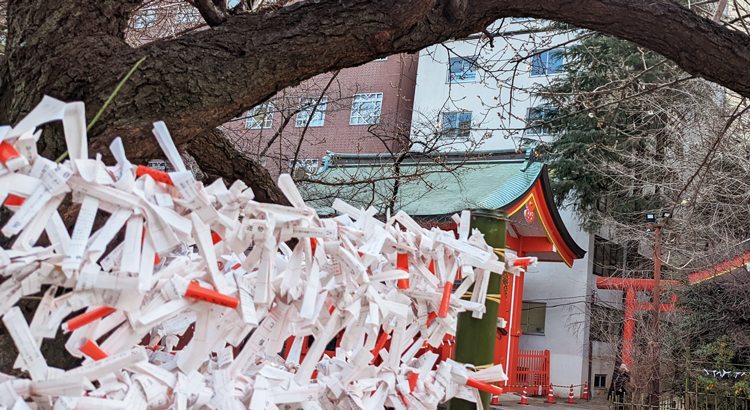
(592, 342, 618, 398)
(411, 23, 575, 152)
(409, 23, 597, 398)
(518, 207, 594, 398)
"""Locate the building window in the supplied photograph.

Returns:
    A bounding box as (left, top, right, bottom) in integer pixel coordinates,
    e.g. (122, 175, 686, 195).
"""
(593, 236, 623, 277)
(175, 7, 201, 25)
(521, 302, 546, 335)
(519, 137, 538, 149)
(133, 9, 158, 29)
(296, 97, 327, 128)
(245, 103, 274, 129)
(448, 56, 478, 83)
(531, 48, 565, 76)
(525, 106, 555, 135)
(594, 374, 607, 388)
(441, 111, 472, 140)
(590, 304, 622, 342)
(350, 93, 383, 125)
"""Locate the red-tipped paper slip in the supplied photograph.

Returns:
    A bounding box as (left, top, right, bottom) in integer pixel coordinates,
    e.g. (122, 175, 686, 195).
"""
(397, 253, 410, 289)
(135, 165, 173, 185)
(63, 306, 117, 332)
(370, 331, 390, 360)
(211, 231, 222, 245)
(79, 339, 109, 361)
(466, 377, 504, 396)
(438, 282, 453, 318)
(184, 281, 239, 309)
(3, 194, 25, 207)
(408, 371, 419, 393)
(512, 257, 534, 267)
(141, 226, 161, 265)
(0, 141, 26, 171)
(426, 311, 438, 328)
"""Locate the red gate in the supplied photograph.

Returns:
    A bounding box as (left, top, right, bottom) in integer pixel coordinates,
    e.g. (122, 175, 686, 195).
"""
(506, 349, 550, 396)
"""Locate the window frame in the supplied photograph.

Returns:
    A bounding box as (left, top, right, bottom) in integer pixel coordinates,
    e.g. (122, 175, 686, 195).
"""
(296, 96, 328, 128)
(530, 48, 565, 77)
(245, 102, 274, 129)
(441, 111, 473, 141)
(447, 56, 478, 83)
(133, 9, 158, 29)
(520, 302, 546, 335)
(594, 374, 607, 388)
(349, 93, 383, 125)
(593, 236, 624, 277)
(525, 106, 554, 136)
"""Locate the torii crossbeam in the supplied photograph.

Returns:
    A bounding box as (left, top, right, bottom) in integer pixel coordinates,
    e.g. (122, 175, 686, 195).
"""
(596, 277, 680, 367)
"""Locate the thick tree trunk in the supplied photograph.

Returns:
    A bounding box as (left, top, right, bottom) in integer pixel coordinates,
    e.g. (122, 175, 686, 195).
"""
(0, 0, 747, 375)
(186, 129, 289, 205)
(0, 0, 749, 203)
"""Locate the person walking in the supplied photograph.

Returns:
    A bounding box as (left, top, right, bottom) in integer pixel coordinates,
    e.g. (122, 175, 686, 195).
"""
(609, 363, 631, 410)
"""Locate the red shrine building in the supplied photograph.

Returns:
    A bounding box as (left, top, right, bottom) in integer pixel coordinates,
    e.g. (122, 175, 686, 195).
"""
(307, 150, 598, 398)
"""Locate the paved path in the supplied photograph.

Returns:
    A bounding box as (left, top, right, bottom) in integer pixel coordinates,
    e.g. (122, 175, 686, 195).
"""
(490, 393, 610, 410)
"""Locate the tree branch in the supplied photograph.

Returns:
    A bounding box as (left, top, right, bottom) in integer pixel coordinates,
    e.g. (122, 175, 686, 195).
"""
(2, 0, 750, 207)
(193, 0, 229, 26)
(185, 128, 289, 205)
(86, 0, 750, 155)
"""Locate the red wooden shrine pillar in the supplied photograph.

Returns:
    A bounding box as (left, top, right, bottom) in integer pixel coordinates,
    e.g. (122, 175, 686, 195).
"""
(494, 270, 526, 385)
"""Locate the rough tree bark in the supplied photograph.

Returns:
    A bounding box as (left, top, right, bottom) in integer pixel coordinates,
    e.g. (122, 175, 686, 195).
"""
(186, 129, 288, 204)
(0, 0, 749, 201)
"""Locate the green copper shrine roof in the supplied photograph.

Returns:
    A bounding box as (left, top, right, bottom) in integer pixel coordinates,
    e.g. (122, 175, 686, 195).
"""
(301, 150, 543, 217)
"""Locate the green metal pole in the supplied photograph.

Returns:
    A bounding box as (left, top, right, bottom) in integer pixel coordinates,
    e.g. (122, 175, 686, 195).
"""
(451, 209, 507, 410)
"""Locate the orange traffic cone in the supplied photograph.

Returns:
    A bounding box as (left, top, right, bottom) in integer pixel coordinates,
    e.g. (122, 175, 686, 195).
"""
(519, 384, 529, 405)
(491, 395, 500, 405)
(566, 384, 576, 404)
(546, 384, 555, 404)
(582, 381, 589, 400)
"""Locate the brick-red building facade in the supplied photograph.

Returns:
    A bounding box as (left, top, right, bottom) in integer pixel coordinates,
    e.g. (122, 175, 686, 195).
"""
(128, 4, 418, 178)
(221, 54, 418, 177)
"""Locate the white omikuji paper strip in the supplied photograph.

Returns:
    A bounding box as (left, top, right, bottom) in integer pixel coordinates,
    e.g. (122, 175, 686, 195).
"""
(0, 96, 536, 410)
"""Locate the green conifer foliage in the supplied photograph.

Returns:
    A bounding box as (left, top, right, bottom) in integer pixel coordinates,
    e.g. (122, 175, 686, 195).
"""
(534, 33, 697, 231)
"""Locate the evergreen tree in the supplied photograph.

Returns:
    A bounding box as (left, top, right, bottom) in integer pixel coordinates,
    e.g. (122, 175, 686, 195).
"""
(534, 33, 701, 231)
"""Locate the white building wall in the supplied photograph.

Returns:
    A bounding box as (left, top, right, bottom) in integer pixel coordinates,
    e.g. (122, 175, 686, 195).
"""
(592, 341, 618, 398)
(411, 21, 597, 398)
(411, 21, 576, 151)
(518, 207, 594, 398)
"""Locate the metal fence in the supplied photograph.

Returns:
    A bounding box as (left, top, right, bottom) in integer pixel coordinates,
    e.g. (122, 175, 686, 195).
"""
(608, 388, 750, 410)
(609, 393, 684, 410)
(685, 386, 750, 410)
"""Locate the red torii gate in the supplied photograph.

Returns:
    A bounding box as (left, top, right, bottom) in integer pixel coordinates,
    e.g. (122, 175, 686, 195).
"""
(688, 248, 750, 284)
(595, 277, 680, 367)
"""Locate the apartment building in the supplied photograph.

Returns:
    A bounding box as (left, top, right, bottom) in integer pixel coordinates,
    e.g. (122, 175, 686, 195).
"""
(409, 21, 607, 397)
(126, 3, 419, 180)
(221, 55, 419, 178)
